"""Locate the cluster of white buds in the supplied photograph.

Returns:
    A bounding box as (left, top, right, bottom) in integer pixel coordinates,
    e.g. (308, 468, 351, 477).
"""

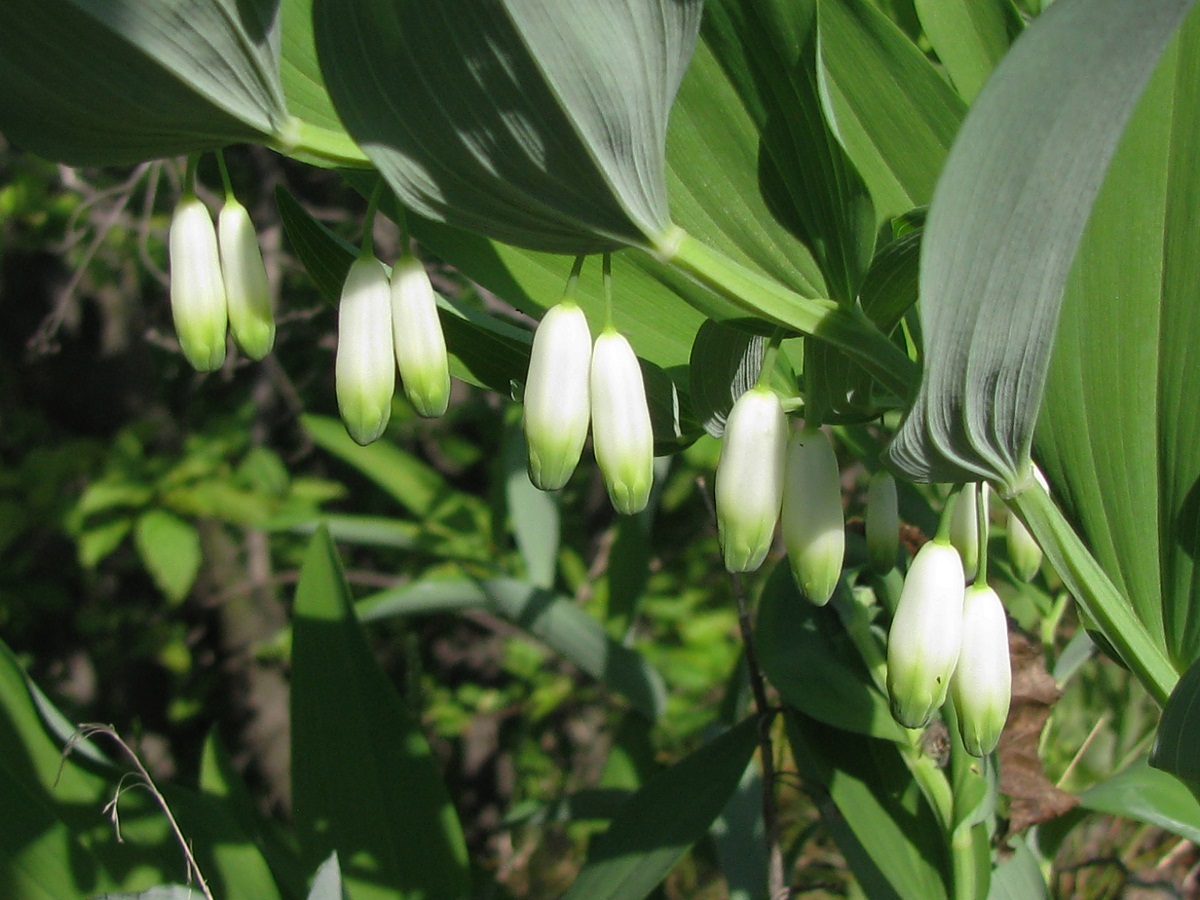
(168, 193, 275, 371)
(522, 304, 655, 515)
(884, 485, 1019, 758)
(334, 251, 452, 445)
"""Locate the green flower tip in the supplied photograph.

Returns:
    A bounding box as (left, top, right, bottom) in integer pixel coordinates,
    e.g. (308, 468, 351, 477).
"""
(782, 427, 844, 605)
(590, 329, 654, 515)
(218, 198, 275, 360)
(716, 386, 787, 573)
(169, 195, 227, 372)
(523, 301, 593, 491)
(336, 256, 395, 445)
(886, 540, 966, 729)
(391, 255, 451, 418)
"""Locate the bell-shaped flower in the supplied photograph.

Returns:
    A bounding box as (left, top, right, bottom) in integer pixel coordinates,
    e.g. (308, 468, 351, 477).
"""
(781, 426, 845, 605)
(218, 197, 275, 360)
(390, 254, 451, 418)
(949, 484, 983, 581)
(336, 256, 395, 445)
(866, 470, 900, 572)
(168, 195, 227, 371)
(522, 302, 592, 491)
(951, 584, 1011, 756)
(590, 329, 654, 515)
(716, 386, 787, 573)
(886, 540, 966, 729)
(1006, 508, 1043, 582)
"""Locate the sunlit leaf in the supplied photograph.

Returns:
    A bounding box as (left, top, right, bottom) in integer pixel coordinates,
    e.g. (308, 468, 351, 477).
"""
(1091, 755, 1200, 842)
(913, 0, 1020, 101)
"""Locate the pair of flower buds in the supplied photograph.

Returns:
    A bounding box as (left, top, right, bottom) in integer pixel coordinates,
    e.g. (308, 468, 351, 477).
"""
(713, 386, 848, 604)
(335, 253, 452, 445)
(168, 195, 275, 370)
(522, 301, 654, 516)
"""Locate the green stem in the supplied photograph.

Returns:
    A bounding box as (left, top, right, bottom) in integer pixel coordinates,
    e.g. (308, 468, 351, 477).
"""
(1008, 481, 1176, 705)
(974, 483, 989, 586)
(900, 740, 955, 837)
(360, 183, 382, 258)
(950, 824, 978, 900)
(562, 255, 586, 304)
(755, 328, 785, 391)
(935, 486, 960, 543)
(215, 149, 234, 201)
(183, 155, 200, 197)
(602, 252, 614, 328)
(657, 229, 918, 401)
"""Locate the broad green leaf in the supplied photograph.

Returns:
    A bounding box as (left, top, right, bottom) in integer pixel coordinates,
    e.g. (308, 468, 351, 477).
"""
(888, 0, 1198, 488)
(78, 518, 134, 569)
(816, 0, 966, 221)
(987, 834, 1049, 900)
(502, 419, 560, 589)
(562, 718, 758, 900)
(1151, 657, 1200, 791)
(291, 528, 470, 899)
(1035, 5, 1200, 668)
(0, 0, 286, 165)
(357, 577, 667, 721)
(709, 763, 769, 900)
(1088, 755, 1200, 843)
(312, 0, 701, 253)
(913, 0, 1020, 101)
(786, 711, 949, 899)
(604, 516, 652, 640)
(133, 509, 202, 604)
(277, 515, 421, 551)
(757, 566, 906, 741)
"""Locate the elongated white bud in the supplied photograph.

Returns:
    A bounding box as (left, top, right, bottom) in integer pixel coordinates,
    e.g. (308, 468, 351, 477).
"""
(523, 301, 592, 491)
(169, 195, 227, 371)
(716, 386, 787, 573)
(886, 540, 966, 729)
(1006, 508, 1042, 582)
(590, 329, 654, 515)
(781, 426, 844, 605)
(391, 255, 451, 417)
(866, 470, 900, 572)
(949, 484, 983, 581)
(218, 198, 274, 360)
(951, 584, 1011, 756)
(336, 256, 395, 445)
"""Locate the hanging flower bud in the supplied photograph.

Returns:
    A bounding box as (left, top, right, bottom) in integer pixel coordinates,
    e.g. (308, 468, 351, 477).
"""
(523, 302, 592, 491)
(949, 483, 983, 581)
(168, 195, 227, 371)
(951, 584, 1011, 756)
(782, 426, 845, 605)
(590, 329, 654, 515)
(390, 254, 451, 418)
(217, 197, 275, 360)
(886, 540, 966, 729)
(715, 386, 787, 573)
(1006, 507, 1043, 582)
(336, 256, 395, 445)
(866, 470, 900, 572)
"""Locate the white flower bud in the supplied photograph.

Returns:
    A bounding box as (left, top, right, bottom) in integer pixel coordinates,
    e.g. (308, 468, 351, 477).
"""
(951, 584, 1011, 756)
(522, 302, 592, 491)
(590, 329, 654, 515)
(1006, 508, 1042, 582)
(866, 470, 900, 572)
(781, 426, 845, 605)
(949, 483, 984, 581)
(218, 198, 274, 360)
(716, 386, 787, 573)
(391, 255, 451, 418)
(168, 195, 227, 371)
(886, 540, 966, 729)
(336, 256, 395, 445)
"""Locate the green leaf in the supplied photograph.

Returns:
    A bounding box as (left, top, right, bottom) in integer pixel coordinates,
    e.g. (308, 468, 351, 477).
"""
(78, 518, 134, 568)
(358, 577, 668, 721)
(913, 0, 1020, 101)
(1150, 657, 1200, 792)
(987, 834, 1049, 900)
(1088, 755, 1200, 843)
(312, 0, 701, 253)
(133, 509, 202, 604)
(562, 718, 758, 900)
(291, 528, 471, 899)
(1034, 5, 1200, 668)
(503, 420, 560, 589)
(709, 763, 769, 900)
(757, 566, 907, 741)
(816, 0, 966, 220)
(276, 515, 421, 551)
(786, 711, 949, 899)
(887, 0, 1198, 488)
(0, 0, 286, 165)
